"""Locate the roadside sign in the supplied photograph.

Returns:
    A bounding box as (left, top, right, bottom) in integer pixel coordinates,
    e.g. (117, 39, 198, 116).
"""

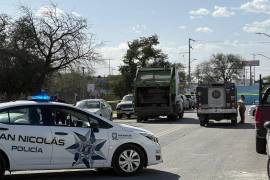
(242, 60, 260, 66)
(87, 84, 95, 92)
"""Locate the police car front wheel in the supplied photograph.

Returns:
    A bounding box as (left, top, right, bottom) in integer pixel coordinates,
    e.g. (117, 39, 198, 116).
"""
(112, 144, 145, 176)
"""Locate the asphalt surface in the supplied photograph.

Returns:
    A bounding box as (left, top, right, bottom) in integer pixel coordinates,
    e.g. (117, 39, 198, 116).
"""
(3, 106, 268, 180)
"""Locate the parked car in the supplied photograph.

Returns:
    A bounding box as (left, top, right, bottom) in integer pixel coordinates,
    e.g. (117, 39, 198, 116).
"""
(255, 77, 270, 153)
(185, 95, 195, 109)
(248, 100, 259, 116)
(181, 95, 190, 110)
(76, 99, 113, 120)
(264, 121, 270, 178)
(116, 94, 135, 119)
(0, 96, 162, 176)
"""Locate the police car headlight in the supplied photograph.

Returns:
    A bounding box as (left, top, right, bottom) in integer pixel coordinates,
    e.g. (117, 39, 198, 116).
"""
(140, 133, 159, 143)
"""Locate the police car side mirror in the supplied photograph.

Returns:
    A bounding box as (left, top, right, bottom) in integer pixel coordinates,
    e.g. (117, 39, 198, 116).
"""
(264, 121, 270, 129)
(90, 122, 99, 133)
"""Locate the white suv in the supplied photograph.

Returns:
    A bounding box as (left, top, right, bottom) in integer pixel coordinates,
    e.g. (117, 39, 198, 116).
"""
(0, 99, 162, 176)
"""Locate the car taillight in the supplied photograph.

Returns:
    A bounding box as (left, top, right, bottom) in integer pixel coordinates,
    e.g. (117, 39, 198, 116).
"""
(255, 108, 263, 127)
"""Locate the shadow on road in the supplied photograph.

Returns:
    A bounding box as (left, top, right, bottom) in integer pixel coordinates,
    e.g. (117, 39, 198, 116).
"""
(3, 169, 180, 180)
(206, 122, 255, 129)
(144, 117, 199, 125)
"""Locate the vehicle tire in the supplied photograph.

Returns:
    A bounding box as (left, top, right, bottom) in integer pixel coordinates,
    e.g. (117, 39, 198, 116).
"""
(117, 114, 122, 119)
(143, 117, 148, 122)
(137, 116, 143, 122)
(168, 115, 177, 121)
(267, 158, 270, 179)
(0, 154, 6, 177)
(112, 144, 145, 176)
(199, 116, 208, 127)
(256, 137, 266, 154)
(178, 111, 184, 119)
(127, 114, 131, 119)
(231, 117, 237, 126)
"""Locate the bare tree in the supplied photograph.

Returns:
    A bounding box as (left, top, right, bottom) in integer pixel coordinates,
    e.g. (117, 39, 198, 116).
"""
(0, 5, 101, 100)
(0, 14, 10, 48)
(13, 5, 101, 89)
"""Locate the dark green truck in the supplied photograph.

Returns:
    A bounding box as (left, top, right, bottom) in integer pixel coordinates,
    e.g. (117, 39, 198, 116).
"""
(134, 67, 184, 122)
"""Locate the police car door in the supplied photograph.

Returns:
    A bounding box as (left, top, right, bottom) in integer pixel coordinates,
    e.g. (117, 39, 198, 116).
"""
(49, 106, 109, 169)
(0, 106, 53, 170)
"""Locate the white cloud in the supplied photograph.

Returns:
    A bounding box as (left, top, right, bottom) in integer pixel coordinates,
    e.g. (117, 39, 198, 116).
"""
(95, 42, 129, 75)
(190, 16, 202, 20)
(189, 8, 210, 19)
(178, 25, 186, 30)
(212, 6, 235, 17)
(98, 42, 128, 58)
(240, 0, 270, 14)
(189, 8, 210, 16)
(195, 27, 213, 33)
(243, 19, 270, 32)
(130, 24, 147, 34)
(36, 6, 64, 17)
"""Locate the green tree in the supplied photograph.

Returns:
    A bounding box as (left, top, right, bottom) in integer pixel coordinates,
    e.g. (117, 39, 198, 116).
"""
(195, 53, 244, 83)
(118, 35, 169, 95)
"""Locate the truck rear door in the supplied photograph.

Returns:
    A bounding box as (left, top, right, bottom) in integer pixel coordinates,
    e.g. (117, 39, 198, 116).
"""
(208, 87, 226, 108)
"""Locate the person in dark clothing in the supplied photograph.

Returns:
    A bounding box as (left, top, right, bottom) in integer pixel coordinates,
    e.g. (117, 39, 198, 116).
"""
(238, 95, 246, 123)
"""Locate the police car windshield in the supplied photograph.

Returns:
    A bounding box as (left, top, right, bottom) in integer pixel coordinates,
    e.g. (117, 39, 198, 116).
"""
(77, 101, 100, 109)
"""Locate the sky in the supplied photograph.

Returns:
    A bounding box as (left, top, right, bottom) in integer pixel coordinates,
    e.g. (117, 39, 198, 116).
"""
(1, 0, 270, 80)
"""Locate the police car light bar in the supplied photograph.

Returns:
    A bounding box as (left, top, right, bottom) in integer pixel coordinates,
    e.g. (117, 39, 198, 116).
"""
(30, 92, 51, 101)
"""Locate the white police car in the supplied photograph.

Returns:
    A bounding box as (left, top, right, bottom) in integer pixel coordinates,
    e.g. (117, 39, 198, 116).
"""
(0, 95, 162, 176)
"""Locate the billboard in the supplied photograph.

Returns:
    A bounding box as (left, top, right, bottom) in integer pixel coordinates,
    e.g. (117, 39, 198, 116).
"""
(242, 60, 260, 66)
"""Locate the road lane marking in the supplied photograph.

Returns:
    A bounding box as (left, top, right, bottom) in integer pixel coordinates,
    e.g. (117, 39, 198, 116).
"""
(156, 126, 182, 137)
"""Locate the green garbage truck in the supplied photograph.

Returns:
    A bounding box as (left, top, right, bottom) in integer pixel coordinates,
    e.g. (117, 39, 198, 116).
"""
(134, 67, 184, 122)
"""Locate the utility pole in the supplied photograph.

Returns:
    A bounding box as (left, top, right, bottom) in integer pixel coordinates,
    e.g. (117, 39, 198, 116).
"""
(103, 58, 112, 75)
(108, 58, 111, 75)
(82, 66, 85, 99)
(253, 54, 256, 85)
(243, 68, 246, 86)
(245, 67, 248, 86)
(250, 65, 252, 86)
(188, 38, 195, 84)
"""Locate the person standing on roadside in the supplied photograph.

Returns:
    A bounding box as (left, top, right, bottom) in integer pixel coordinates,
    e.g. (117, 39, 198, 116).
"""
(238, 95, 246, 123)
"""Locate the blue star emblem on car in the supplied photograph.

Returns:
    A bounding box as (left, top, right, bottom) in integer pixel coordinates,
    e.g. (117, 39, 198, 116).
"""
(66, 130, 106, 168)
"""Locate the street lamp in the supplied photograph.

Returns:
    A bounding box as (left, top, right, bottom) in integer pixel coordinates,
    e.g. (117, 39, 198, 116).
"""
(256, 53, 270, 61)
(191, 58, 198, 63)
(256, 32, 270, 38)
(188, 38, 196, 84)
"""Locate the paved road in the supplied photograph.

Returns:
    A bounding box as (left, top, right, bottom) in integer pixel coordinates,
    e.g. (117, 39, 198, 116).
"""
(3, 107, 267, 180)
